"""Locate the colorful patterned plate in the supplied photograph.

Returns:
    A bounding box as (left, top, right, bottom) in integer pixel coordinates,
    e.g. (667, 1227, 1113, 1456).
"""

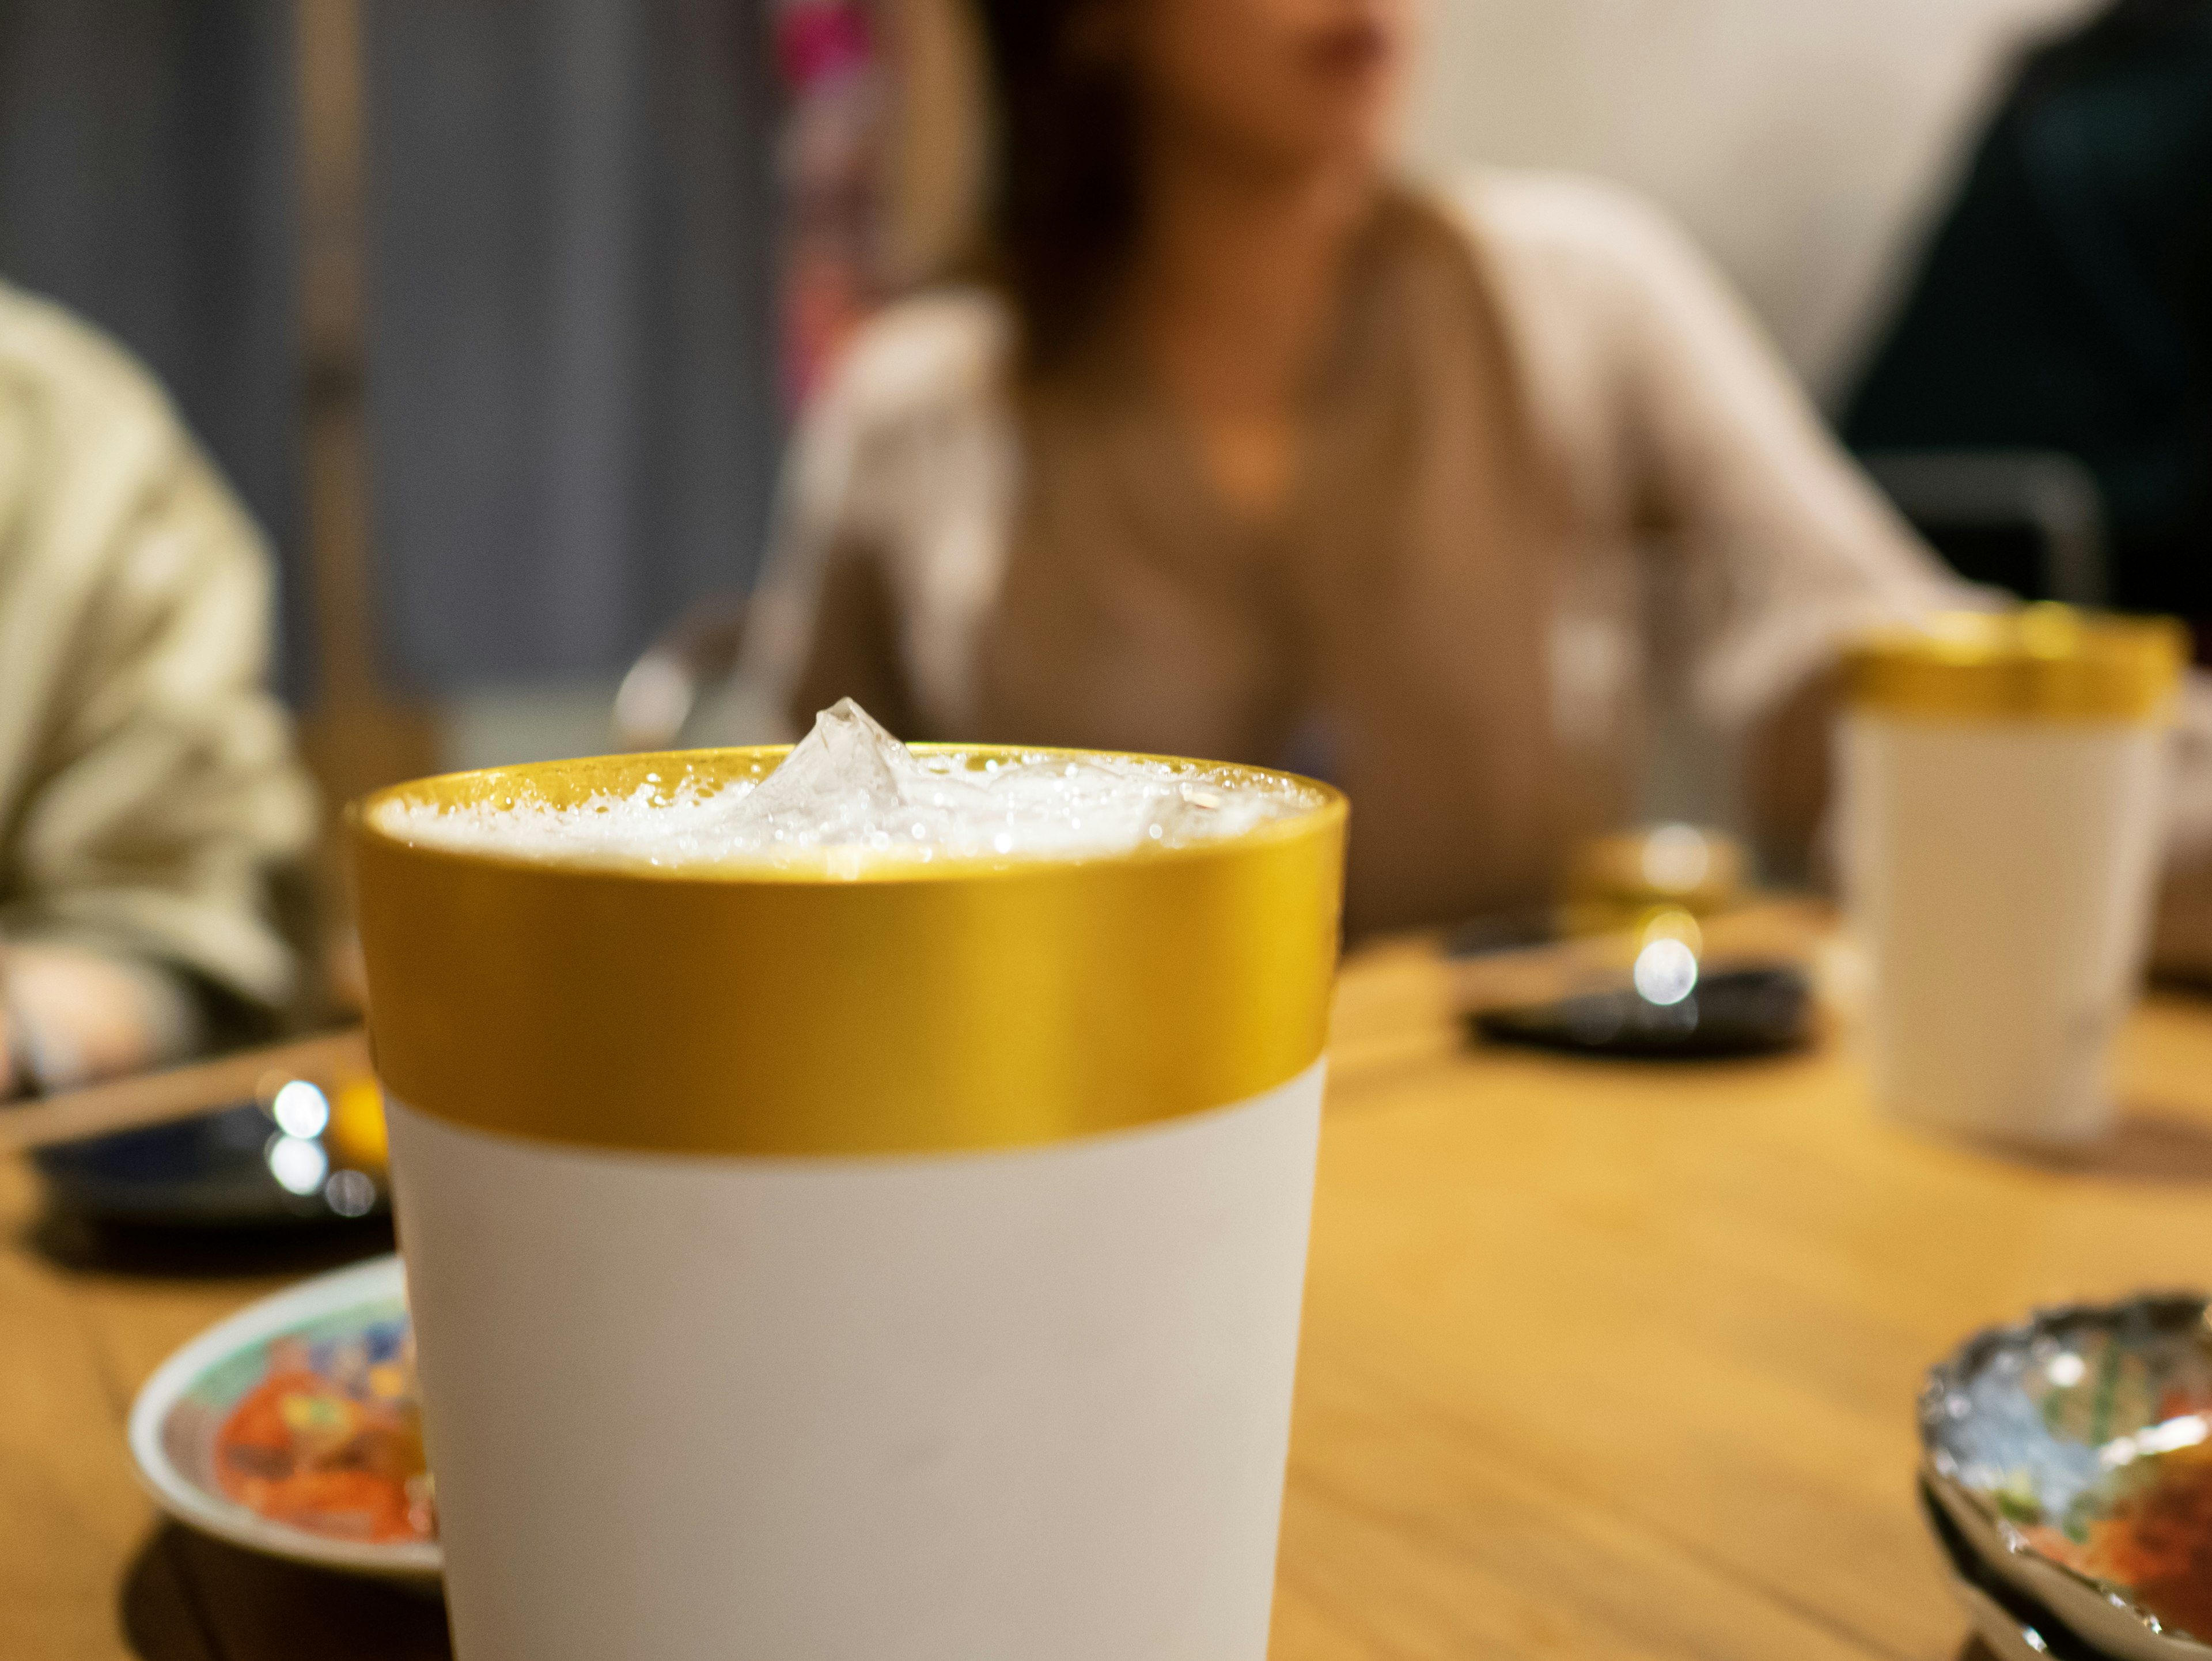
(1921, 1293, 2212, 1661)
(127, 1255, 440, 1584)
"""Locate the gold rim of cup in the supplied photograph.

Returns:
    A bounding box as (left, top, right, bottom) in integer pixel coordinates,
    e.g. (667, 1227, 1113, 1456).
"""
(1843, 605, 2188, 722)
(350, 747, 1349, 1159)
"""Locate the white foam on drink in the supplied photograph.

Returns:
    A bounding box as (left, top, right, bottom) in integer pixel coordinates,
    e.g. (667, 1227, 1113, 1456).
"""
(375, 699, 1321, 873)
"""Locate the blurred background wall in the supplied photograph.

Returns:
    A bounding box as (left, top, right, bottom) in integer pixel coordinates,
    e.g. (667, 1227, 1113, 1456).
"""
(1399, 0, 2098, 402)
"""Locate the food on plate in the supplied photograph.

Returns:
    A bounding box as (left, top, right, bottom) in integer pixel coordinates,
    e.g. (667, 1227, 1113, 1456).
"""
(2022, 1414, 2212, 1641)
(213, 1319, 433, 1543)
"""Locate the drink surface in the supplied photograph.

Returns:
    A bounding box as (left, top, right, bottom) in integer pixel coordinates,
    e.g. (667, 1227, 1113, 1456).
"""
(372, 699, 1325, 872)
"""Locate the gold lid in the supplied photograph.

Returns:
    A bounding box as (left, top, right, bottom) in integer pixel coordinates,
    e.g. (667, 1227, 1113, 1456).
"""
(1842, 607, 2188, 721)
(351, 747, 1347, 1158)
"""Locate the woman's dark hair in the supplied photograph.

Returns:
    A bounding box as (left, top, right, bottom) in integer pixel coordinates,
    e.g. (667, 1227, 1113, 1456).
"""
(968, 1, 1141, 373)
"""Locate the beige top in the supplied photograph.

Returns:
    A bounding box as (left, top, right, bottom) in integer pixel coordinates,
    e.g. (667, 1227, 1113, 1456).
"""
(0, 283, 317, 1033)
(724, 171, 2212, 954)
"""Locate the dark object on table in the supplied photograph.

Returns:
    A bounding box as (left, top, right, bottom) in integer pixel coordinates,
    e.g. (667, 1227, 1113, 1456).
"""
(1471, 966, 1812, 1060)
(32, 1103, 385, 1228)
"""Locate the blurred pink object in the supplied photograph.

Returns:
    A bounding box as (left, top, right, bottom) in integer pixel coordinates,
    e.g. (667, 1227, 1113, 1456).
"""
(778, 0, 873, 88)
(775, 0, 887, 406)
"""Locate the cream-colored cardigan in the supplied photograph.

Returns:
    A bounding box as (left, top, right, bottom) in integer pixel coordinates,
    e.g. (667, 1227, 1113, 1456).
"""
(0, 283, 316, 1031)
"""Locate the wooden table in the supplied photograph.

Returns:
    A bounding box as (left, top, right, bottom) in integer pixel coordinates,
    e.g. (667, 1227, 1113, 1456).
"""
(7, 930, 2212, 1660)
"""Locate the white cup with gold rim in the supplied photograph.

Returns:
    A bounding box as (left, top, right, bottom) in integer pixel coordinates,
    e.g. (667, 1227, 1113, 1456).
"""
(351, 744, 1346, 1661)
(1839, 607, 2187, 1145)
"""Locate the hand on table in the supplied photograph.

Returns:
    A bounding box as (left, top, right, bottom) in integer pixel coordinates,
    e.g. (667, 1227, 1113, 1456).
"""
(0, 942, 202, 1099)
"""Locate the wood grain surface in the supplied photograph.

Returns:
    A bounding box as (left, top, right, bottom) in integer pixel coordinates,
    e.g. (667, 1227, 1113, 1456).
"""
(6, 928, 2206, 1660)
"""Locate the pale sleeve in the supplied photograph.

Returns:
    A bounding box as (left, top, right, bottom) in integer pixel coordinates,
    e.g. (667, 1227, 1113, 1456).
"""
(716, 293, 1016, 745)
(718, 336, 884, 744)
(1568, 181, 1982, 725)
(1556, 180, 2212, 973)
(3, 407, 317, 1016)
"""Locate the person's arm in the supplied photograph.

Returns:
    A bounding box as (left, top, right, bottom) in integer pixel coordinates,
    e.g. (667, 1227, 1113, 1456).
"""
(711, 293, 1013, 746)
(0, 320, 317, 1097)
(744, 362, 923, 740)
(1575, 185, 2212, 970)
(719, 343, 881, 744)
(1531, 182, 1975, 867)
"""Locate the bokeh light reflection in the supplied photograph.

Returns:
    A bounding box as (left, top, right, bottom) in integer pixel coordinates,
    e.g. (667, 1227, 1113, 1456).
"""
(266, 1133, 329, 1195)
(271, 1079, 331, 1140)
(1633, 937, 1699, 1007)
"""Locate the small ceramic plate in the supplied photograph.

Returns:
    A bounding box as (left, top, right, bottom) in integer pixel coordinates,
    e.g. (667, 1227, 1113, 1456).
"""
(127, 1254, 441, 1584)
(1921, 1293, 2212, 1661)
(1922, 1479, 2111, 1661)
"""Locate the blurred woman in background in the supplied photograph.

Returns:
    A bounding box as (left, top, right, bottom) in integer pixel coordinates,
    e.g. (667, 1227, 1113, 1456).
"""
(727, 0, 2207, 945)
(0, 283, 316, 1099)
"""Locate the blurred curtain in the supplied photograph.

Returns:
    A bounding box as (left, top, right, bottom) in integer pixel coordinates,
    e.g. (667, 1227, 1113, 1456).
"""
(0, 0, 305, 700)
(364, 0, 781, 691)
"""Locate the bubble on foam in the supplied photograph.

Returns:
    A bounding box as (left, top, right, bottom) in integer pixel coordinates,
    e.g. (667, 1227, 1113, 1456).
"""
(375, 698, 1319, 871)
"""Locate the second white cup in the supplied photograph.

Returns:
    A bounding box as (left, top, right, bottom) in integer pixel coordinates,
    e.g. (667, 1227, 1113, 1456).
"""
(1840, 609, 2184, 1145)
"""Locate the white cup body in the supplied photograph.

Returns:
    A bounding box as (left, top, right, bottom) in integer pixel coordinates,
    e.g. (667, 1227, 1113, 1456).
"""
(355, 744, 1344, 1659)
(387, 1064, 1323, 1661)
(1840, 712, 2169, 1142)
